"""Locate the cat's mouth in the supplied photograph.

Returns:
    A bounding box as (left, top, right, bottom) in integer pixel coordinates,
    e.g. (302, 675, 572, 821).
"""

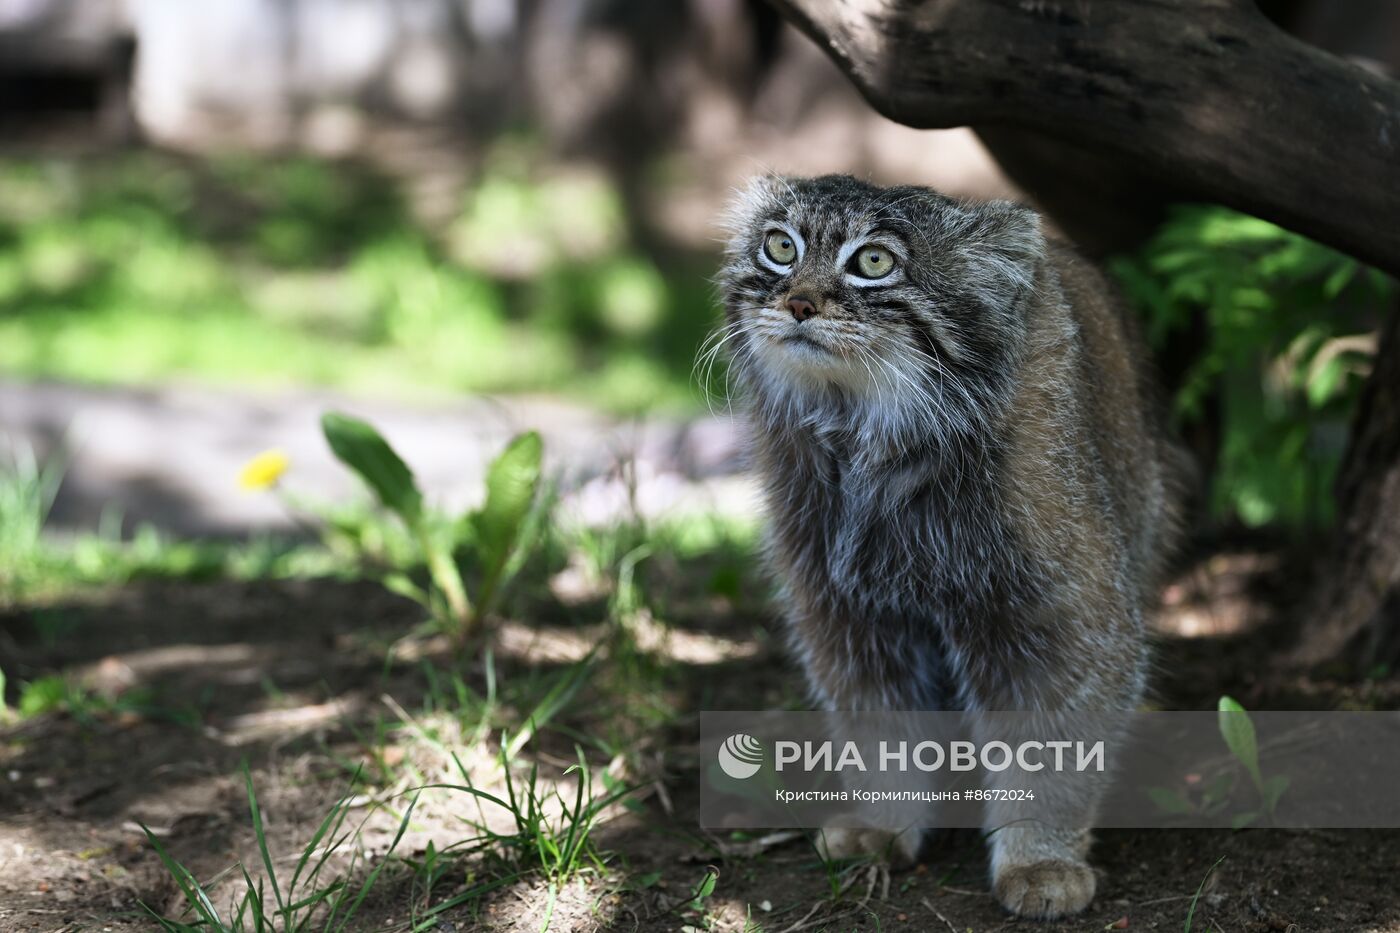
(778, 331, 833, 355)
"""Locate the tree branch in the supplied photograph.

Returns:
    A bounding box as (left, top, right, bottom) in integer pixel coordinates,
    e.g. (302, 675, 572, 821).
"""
(767, 0, 1400, 277)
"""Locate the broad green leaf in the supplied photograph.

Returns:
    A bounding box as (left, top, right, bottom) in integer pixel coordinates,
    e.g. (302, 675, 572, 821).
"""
(381, 571, 428, 605)
(630, 871, 663, 890)
(1202, 771, 1235, 809)
(472, 431, 543, 614)
(1322, 260, 1357, 299)
(691, 867, 719, 906)
(1218, 696, 1263, 789)
(19, 675, 68, 717)
(1306, 356, 1345, 408)
(321, 412, 423, 527)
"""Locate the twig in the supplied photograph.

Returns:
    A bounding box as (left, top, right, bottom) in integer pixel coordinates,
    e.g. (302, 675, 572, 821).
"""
(652, 775, 674, 817)
(691, 830, 802, 860)
(778, 904, 864, 933)
(776, 902, 823, 933)
(853, 864, 879, 910)
(922, 898, 959, 932)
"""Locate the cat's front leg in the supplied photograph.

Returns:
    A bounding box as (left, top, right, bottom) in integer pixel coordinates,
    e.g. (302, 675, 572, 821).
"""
(951, 603, 1145, 920)
(800, 615, 951, 868)
(988, 825, 1095, 919)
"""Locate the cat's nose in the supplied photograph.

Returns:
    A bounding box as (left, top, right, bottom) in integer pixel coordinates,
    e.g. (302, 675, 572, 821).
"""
(786, 295, 818, 322)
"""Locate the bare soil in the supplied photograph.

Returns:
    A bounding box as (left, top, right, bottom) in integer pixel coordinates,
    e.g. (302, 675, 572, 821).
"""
(2, 546, 1398, 932)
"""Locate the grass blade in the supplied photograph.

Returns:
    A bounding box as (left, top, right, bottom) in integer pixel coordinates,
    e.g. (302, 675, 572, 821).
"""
(140, 823, 225, 928)
(243, 764, 289, 927)
(331, 792, 420, 933)
(1184, 855, 1226, 932)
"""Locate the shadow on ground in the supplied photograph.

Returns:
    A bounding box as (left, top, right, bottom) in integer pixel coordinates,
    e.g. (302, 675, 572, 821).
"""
(1, 545, 1399, 931)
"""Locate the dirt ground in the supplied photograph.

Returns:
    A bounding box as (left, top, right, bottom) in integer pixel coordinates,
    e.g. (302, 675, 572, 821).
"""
(2, 543, 1399, 933)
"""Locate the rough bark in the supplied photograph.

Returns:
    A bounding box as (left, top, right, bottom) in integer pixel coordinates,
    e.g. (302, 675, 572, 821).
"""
(1289, 311, 1400, 668)
(765, 0, 1400, 278)
(970, 126, 1179, 260)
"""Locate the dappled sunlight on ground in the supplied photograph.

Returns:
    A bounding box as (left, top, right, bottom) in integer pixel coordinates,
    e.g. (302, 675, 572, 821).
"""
(0, 514, 1396, 930)
(1155, 551, 1287, 639)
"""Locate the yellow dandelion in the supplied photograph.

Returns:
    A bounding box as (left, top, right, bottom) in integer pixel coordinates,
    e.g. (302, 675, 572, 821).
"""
(239, 449, 289, 491)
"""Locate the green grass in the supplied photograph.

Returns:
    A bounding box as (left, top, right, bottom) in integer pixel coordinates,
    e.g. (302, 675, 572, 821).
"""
(0, 430, 762, 740)
(143, 745, 634, 932)
(56, 491, 735, 929)
(1, 414, 760, 610)
(0, 439, 315, 604)
(143, 766, 424, 933)
(0, 150, 717, 413)
(0, 408, 766, 927)
(1182, 855, 1226, 933)
(0, 439, 63, 591)
(132, 592, 656, 930)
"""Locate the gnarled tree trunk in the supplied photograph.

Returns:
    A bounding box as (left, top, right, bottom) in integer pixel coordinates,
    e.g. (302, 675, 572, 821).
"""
(764, 0, 1400, 276)
(1289, 310, 1400, 668)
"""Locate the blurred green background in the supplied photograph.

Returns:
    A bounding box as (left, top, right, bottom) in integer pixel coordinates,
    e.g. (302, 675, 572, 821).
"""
(3, 149, 1391, 528)
(0, 149, 714, 412)
(0, 0, 1394, 537)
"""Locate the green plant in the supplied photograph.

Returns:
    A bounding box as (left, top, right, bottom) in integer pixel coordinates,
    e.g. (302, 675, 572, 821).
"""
(320, 413, 544, 641)
(1112, 206, 1395, 528)
(379, 650, 599, 789)
(673, 866, 723, 932)
(1146, 697, 1291, 826)
(3, 672, 179, 727)
(17, 674, 80, 718)
(0, 438, 64, 592)
(400, 840, 450, 916)
(428, 746, 634, 891)
(1145, 772, 1235, 822)
(1, 437, 349, 603)
(687, 866, 720, 913)
(1183, 855, 1226, 933)
(143, 766, 417, 932)
(1217, 696, 1289, 826)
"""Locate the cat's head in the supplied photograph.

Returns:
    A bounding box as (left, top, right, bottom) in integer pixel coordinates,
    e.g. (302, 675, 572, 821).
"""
(712, 174, 1045, 436)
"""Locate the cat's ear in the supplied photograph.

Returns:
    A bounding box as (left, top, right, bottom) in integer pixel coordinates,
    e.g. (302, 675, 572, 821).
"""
(959, 201, 1046, 305)
(978, 200, 1046, 265)
(722, 174, 795, 240)
(744, 173, 798, 201)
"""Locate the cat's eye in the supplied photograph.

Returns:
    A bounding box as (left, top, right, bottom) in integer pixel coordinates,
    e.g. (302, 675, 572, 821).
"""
(853, 246, 895, 279)
(763, 230, 797, 265)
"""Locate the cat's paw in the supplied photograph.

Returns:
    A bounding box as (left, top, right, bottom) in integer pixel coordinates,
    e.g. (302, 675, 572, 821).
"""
(815, 826, 921, 867)
(993, 858, 1096, 919)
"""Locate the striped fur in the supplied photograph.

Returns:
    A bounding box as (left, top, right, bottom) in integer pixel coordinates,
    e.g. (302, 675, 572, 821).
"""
(711, 175, 1185, 919)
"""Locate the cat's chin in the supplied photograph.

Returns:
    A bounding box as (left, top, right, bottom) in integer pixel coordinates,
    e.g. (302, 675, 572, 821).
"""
(779, 331, 834, 354)
(757, 342, 872, 396)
